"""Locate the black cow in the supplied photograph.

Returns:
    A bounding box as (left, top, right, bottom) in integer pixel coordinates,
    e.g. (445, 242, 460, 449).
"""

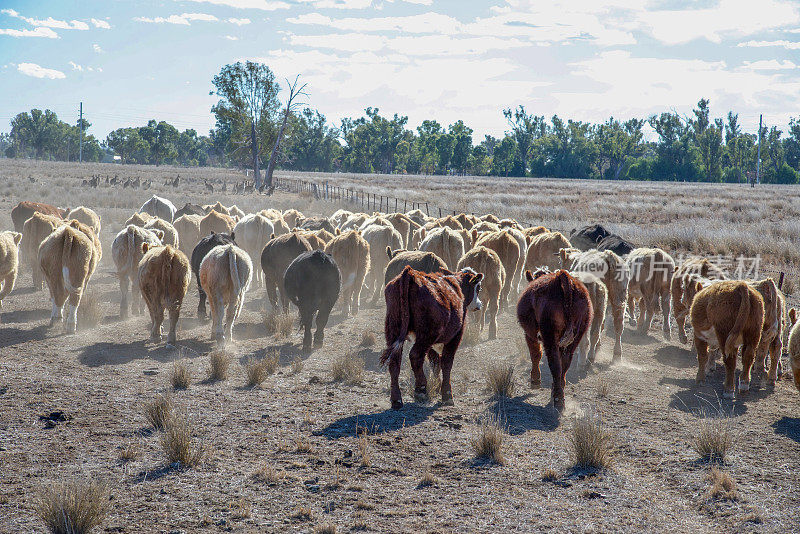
(191, 231, 236, 318)
(284, 250, 341, 352)
(299, 216, 336, 234)
(175, 202, 205, 219)
(569, 224, 611, 251)
(597, 234, 635, 256)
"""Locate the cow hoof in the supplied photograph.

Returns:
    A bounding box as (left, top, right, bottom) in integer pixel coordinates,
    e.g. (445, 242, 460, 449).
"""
(738, 382, 750, 394)
(150, 333, 162, 342)
(553, 399, 566, 412)
(165, 343, 177, 350)
(414, 391, 429, 404)
(302, 344, 312, 354)
(530, 380, 541, 389)
(391, 400, 403, 410)
(441, 394, 454, 406)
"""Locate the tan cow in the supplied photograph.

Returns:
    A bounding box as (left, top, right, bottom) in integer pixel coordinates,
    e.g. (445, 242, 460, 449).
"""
(324, 230, 370, 316)
(125, 212, 152, 227)
(144, 218, 179, 249)
(436, 215, 464, 231)
(228, 205, 246, 221)
(671, 257, 728, 344)
(112, 225, 164, 318)
(748, 278, 785, 384)
(199, 243, 252, 346)
(203, 201, 230, 216)
(138, 244, 191, 345)
(200, 210, 236, 238)
(67, 219, 102, 264)
(67, 206, 101, 237)
(472, 221, 500, 234)
(455, 212, 475, 229)
(787, 309, 800, 391)
(173, 214, 202, 257)
(362, 224, 403, 303)
(625, 247, 675, 338)
(329, 209, 353, 229)
(526, 231, 571, 273)
(690, 281, 764, 398)
(474, 230, 520, 309)
(260, 210, 291, 236)
(419, 226, 464, 272)
(283, 208, 304, 229)
(0, 231, 22, 308)
(385, 213, 412, 248)
(523, 226, 549, 239)
(38, 225, 97, 333)
(21, 212, 64, 290)
(561, 248, 629, 362)
(234, 214, 274, 287)
(457, 245, 504, 340)
(572, 271, 608, 369)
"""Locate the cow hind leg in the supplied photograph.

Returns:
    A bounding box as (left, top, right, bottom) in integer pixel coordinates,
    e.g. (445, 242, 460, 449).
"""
(543, 338, 565, 411)
(389, 350, 403, 410)
(660, 294, 671, 340)
(209, 294, 224, 345)
(224, 299, 238, 343)
(167, 304, 180, 345)
(314, 303, 334, 349)
(300, 308, 314, 353)
(439, 337, 460, 406)
(120, 275, 130, 319)
(722, 348, 737, 399)
(409, 343, 429, 404)
(197, 279, 209, 319)
(525, 331, 543, 388)
(628, 296, 637, 326)
(739, 343, 757, 395)
(487, 297, 499, 340)
(65, 290, 82, 334)
(611, 304, 624, 362)
(767, 338, 780, 384)
(694, 338, 709, 384)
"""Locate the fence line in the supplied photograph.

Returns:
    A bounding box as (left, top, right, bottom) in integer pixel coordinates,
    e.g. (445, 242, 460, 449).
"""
(273, 176, 800, 307)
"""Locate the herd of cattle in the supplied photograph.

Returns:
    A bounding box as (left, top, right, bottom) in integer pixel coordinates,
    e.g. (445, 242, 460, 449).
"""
(1, 195, 799, 411)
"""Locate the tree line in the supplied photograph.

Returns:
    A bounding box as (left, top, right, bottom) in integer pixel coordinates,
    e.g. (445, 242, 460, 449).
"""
(3, 61, 800, 185)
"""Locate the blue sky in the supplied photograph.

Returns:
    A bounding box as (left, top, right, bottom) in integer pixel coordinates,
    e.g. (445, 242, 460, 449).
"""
(1, 0, 799, 141)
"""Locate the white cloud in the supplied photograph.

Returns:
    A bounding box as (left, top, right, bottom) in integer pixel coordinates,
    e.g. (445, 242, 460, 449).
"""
(0, 26, 59, 38)
(17, 62, 66, 79)
(288, 32, 531, 55)
(134, 13, 218, 25)
(225, 35, 239, 40)
(288, 12, 463, 34)
(93, 43, 103, 53)
(740, 59, 797, 71)
(91, 18, 111, 29)
(181, 0, 290, 9)
(228, 17, 251, 25)
(303, 0, 372, 8)
(69, 61, 83, 71)
(2, 9, 90, 30)
(738, 39, 800, 50)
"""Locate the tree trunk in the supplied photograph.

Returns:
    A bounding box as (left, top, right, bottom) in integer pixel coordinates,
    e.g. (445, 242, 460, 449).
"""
(251, 122, 261, 190)
(264, 108, 289, 193)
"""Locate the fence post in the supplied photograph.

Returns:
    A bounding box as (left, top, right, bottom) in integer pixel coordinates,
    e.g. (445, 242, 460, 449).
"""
(779, 272, 785, 290)
(395, 198, 398, 212)
(425, 202, 429, 216)
(438, 207, 442, 218)
(404, 199, 407, 212)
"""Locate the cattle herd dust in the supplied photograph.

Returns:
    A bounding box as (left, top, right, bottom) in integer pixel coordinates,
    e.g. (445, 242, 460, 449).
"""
(0, 160, 799, 532)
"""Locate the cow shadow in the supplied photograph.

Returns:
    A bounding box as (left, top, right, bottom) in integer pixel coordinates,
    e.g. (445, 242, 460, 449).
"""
(78, 338, 212, 367)
(234, 320, 270, 341)
(654, 345, 696, 369)
(660, 376, 755, 416)
(0, 308, 51, 325)
(488, 394, 560, 435)
(245, 342, 306, 366)
(0, 324, 50, 348)
(315, 405, 436, 439)
(771, 417, 800, 444)
(360, 347, 384, 372)
(622, 328, 659, 346)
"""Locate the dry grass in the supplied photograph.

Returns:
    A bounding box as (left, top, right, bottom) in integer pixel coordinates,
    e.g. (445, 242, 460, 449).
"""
(35, 478, 109, 534)
(169, 360, 192, 390)
(118, 443, 140, 462)
(472, 416, 505, 465)
(291, 506, 314, 521)
(331, 352, 365, 384)
(357, 434, 372, 467)
(597, 377, 609, 398)
(485, 362, 516, 398)
(359, 330, 376, 347)
(461, 320, 482, 347)
(143, 393, 173, 430)
(265, 309, 294, 338)
(692, 415, 734, 463)
(571, 410, 614, 470)
(295, 434, 313, 453)
(229, 499, 251, 520)
(707, 467, 739, 501)
(541, 468, 560, 482)
(245, 356, 272, 387)
(418, 469, 437, 488)
(160, 414, 206, 467)
(290, 355, 304, 375)
(207, 350, 232, 382)
(252, 463, 286, 485)
(314, 523, 337, 534)
(76, 292, 103, 330)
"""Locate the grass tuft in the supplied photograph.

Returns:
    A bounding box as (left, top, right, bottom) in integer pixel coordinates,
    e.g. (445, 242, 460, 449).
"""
(571, 409, 614, 470)
(264, 309, 294, 338)
(290, 356, 304, 375)
(245, 356, 273, 387)
(485, 363, 516, 398)
(252, 463, 285, 485)
(331, 352, 365, 384)
(359, 330, 376, 347)
(692, 415, 734, 463)
(707, 467, 739, 501)
(207, 350, 232, 382)
(314, 523, 337, 534)
(160, 414, 206, 467)
(35, 478, 109, 534)
(358, 434, 372, 467)
(472, 416, 505, 465)
(418, 469, 436, 488)
(143, 393, 173, 431)
(118, 443, 140, 462)
(541, 468, 560, 482)
(169, 360, 192, 390)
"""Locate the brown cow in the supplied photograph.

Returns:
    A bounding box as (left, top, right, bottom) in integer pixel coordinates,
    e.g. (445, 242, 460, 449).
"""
(11, 201, 65, 232)
(362, 224, 403, 303)
(384, 248, 447, 284)
(144, 218, 179, 249)
(523, 226, 549, 239)
(325, 230, 370, 316)
(67, 206, 101, 237)
(457, 246, 504, 340)
(138, 244, 191, 344)
(0, 231, 22, 308)
(112, 225, 164, 318)
(474, 230, 520, 309)
(173, 214, 202, 257)
(625, 247, 675, 338)
(690, 280, 764, 398)
(38, 225, 98, 333)
(299, 231, 326, 251)
(125, 212, 152, 227)
(526, 231, 571, 273)
(261, 232, 312, 311)
(200, 210, 236, 237)
(671, 257, 728, 344)
(21, 212, 63, 290)
(748, 278, 785, 384)
(517, 269, 593, 411)
(787, 309, 800, 391)
(381, 266, 484, 409)
(200, 243, 252, 346)
(571, 271, 607, 369)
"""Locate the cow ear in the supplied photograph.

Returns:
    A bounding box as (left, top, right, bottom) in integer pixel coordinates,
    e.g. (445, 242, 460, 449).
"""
(471, 272, 484, 284)
(420, 228, 426, 239)
(336, 228, 341, 235)
(525, 270, 534, 282)
(142, 243, 149, 254)
(386, 246, 392, 258)
(790, 308, 797, 326)
(471, 229, 477, 242)
(13, 232, 22, 245)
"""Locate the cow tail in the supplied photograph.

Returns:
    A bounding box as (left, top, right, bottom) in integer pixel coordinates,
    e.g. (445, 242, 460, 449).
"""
(61, 228, 77, 294)
(161, 246, 174, 305)
(380, 267, 410, 367)
(558, 270, 577, 348)
(228, 245, 241, 298)
(725, 284, 750, 356)
(126, 225, 136, 277)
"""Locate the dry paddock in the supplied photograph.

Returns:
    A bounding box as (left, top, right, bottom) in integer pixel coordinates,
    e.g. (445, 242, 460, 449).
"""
(0, 160, 799, 533)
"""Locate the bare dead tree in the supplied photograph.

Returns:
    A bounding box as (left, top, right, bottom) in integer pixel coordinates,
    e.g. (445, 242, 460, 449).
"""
(262, 75, 308, 194)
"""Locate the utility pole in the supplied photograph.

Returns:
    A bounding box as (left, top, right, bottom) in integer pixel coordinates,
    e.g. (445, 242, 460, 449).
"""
(755, 113, 762, 188)
(79, 102, 83, 163)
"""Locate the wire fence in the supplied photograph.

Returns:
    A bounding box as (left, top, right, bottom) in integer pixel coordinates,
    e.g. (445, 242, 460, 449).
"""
(273, 175, 800, 309)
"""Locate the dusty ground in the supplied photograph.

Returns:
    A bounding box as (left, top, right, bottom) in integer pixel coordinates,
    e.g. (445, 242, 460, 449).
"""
(0, 161, 799, 533)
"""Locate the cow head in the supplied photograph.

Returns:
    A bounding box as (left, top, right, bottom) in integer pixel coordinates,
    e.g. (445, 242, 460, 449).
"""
(557, 247, 580, 269)
(458, 267, 484, 312)
(790, 307, 797, 326)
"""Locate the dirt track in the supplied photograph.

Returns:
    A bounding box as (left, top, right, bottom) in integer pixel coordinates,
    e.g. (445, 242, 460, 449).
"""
(1, 163, 799, 533)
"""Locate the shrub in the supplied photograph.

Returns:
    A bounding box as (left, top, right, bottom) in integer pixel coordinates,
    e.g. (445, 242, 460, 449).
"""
(35, 478, 109, 534)
(264, 310, 294, 338)
(143, 394, 173, 430)
(692, 415, 733, 463)
(160, 414, 206, 467)
(472, 416, 505, 465)
(208, 350, 232, 382)
(708, 467, 739, 501)
(331, 352, 365, 385)
(169, 360, 191, 390)
(571, 410, 613, 470)
(485, 363, 515, 398)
